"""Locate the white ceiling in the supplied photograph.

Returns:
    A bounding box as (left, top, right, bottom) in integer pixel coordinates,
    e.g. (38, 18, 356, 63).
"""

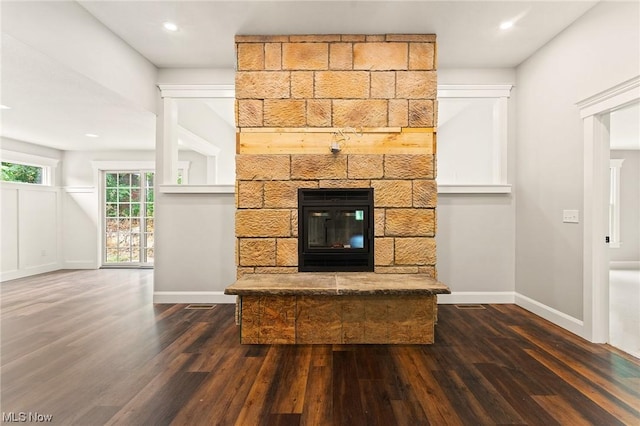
(1, 0, 602, 152)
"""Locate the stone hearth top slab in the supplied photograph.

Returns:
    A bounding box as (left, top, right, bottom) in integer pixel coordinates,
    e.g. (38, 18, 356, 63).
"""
(224, 273, 451, 296)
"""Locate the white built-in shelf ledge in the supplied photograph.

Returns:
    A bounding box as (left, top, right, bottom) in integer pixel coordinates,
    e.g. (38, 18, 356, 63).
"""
(158, 185, 235, 194)
(437, 184, 512, 194)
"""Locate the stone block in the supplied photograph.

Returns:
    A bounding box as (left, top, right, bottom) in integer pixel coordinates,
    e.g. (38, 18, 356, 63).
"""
(371, 180, 412, 207)
(236, 210, 291, 237)
(238, 238, 276, 266)
(347, 155, 383, 179)
(296, 297, 342, 343)
(385, 208, 435, 236)
(264, 99, 307, 127)
(389, 99, 408, 127)
(333, 100, 388, 128)
(237, 181, 264, 208)
(342, 35, 366, 42)
(418, 266, 437, 278)
(365, 35, 386, 42)
(394, 237, 437, 265)
(386, 34, 437, 42)
(319, 179, 371, 188)
(291, 71, 314, 99)
(265, 43, 282, 70)
(396, 71, 437, 99)
(236, 155, 290, 180)
(413, 179, 437, 208)
(329, 43, 353, 70)
(254, 267, 298, 274)
(257, 296, 296, 344)
(283, 43, 328, 70)
(315, 71, 369, 99)
(375, 208, 385, 237)
(409, 100, 435, 127)
(353, 42, 408, 70)
(384, 154, 434, 179)
(374, 266, 419, 274)
(375, 237, 394, 266)
(236, 35, 289, 43)
(291, 210, 298, 237)
(236, 71, 290, 99)
(290, 35, 340, 42)
(307, 100, 332, 127)
(291, 155, 347, 180)
(370, 72, 396, 99)
(237, 43, 264, 70)
(236, 267, 255, 279)
(276, 238, 298, 267)
(264, 180, 318, 208)
(237, 100, 263, 127)
(409, 43, 435, 70)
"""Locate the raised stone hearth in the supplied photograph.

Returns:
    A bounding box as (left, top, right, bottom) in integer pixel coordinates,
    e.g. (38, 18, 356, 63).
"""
(225, 273, 450, 344)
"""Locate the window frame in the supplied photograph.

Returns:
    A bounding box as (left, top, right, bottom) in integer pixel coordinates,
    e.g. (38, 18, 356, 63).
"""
(609, 158, 624, 248)
(436, 85, 512, 194)
(0, 150, 59, 186)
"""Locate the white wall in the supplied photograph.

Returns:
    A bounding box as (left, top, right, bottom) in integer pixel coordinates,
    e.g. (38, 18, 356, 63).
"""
(436, 68, 517, 302)
(1, 139, 63, 281)
(610, 150, 640, 264)
(153, 192, 236, 303)
(516, 1, 640, 321)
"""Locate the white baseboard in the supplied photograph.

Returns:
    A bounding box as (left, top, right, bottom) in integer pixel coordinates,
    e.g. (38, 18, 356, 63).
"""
(1, 263, 61, 282)
(437, 291, 515, 304)
(610, 261, 640, 270)
(153, 291, 236, 304)
(515, 293, 585, 338)
(62, 260, 98, 269)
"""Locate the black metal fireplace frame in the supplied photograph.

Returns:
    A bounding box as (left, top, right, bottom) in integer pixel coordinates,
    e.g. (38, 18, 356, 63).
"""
(298, 188, 374, 272)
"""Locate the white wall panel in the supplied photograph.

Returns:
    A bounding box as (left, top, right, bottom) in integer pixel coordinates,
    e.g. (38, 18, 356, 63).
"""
(1, 187, 19, 275)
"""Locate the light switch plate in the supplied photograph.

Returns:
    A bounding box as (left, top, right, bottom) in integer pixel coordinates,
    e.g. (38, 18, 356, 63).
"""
(563, 210, 580, 223)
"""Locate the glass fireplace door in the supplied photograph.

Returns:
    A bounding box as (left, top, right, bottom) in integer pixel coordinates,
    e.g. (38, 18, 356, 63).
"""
(306, 208, 366, 250)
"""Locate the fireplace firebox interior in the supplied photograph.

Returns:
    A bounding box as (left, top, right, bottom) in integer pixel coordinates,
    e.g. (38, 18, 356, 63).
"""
(298, 188, 374, 272)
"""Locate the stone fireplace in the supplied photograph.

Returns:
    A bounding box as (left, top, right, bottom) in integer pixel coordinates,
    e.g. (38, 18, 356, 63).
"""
(235, 34, 438, 278)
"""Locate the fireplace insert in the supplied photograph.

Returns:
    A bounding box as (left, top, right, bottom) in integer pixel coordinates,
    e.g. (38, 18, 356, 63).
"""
(298, 188, 374, 272)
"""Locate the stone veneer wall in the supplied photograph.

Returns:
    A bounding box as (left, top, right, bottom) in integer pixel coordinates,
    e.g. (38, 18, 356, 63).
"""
(235, 34, 438, 278)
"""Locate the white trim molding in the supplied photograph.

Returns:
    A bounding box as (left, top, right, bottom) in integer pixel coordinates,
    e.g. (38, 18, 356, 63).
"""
(437, 184, 512, 194)
(577, 74, 640, 343)
(577, 76, 640, 119)
(153, 291, 236, 304)
(610, 261, 640, 270)
(157, 184, 235, 194)
(158, 84, 235, 98)
(515, 293, 586, 339)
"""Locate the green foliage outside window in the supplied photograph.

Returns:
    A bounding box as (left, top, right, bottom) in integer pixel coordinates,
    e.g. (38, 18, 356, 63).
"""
(1, 162, 43, 184)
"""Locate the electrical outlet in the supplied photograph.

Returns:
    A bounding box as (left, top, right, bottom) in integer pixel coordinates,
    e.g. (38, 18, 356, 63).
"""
(563, 210, 579, 223)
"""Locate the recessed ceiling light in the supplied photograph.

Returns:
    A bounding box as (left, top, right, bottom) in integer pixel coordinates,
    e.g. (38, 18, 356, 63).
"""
(163, 21, 178, 32)
(0, 105, 11, 110)
(500, 21, 514, 30)
(85, 133, 99, 138)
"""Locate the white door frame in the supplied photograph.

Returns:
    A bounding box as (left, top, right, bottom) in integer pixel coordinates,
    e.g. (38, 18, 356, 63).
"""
(577, 76, 640, 343)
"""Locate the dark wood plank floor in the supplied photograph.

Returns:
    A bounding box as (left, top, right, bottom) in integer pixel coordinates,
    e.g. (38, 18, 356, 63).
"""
(1, 270, 638, 425)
